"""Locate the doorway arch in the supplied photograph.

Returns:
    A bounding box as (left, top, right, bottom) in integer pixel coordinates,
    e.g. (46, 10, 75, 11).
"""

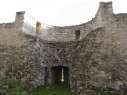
(51, 66, 69, 86)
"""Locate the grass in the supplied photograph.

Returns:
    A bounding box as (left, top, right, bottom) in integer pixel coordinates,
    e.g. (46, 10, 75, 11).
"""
(6, 85, 73, 95)
(95, 87, 127, 95)
(0, 80, 73, 95)
(32, 85, 73, 95)
(0, 80, 127, 95)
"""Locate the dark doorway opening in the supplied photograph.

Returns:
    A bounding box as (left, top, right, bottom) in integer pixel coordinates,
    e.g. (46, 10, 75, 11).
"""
(44, 67, 48, 85)
(52, 66, 69, 86)
(75, 30, 80, 40)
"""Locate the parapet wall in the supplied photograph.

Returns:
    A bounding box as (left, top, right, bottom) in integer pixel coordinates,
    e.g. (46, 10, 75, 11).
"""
(0, 1, 125, 43)
(0, 23, 14, 29)
(0, 11, 28, 47)
(1, 2, 127, 43)
(15, 2, 127, 42)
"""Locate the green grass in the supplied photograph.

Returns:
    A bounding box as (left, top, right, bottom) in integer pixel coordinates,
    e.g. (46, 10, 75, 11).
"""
(95, 87, 127, 95)
(6, 85, 73, 95)
(0, 80, 73, 95)
(1, 80, 127, 95)
(32, 85, 73, 95)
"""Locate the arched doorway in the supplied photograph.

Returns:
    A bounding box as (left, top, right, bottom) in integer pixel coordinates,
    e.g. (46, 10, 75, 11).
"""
(52, 66, 69, 86)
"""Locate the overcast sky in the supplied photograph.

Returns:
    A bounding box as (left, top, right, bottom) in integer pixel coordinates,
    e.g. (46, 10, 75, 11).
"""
(0, 0, 127, 26)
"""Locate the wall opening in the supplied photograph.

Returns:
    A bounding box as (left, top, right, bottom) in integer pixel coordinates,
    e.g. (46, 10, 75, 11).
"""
(44, 67, 48, 85)
(52, 66, 69, 86)
(75, 30, 80, 40)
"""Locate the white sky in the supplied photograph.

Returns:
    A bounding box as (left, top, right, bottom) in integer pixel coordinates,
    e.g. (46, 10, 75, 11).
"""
(0, 0, 127, 26)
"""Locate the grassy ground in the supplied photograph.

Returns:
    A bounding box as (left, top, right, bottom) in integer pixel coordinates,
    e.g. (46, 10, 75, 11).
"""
(95, 87, 127, 95)
(0, 80, 73, 95)
(0, 80, 127, 95)
(8, 85, 73, 95)
(32, 85, 73, 95)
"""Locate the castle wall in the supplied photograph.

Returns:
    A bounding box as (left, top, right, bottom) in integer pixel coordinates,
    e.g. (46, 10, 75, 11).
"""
(0, 12, 45, 87)
(0, 23, 25, 47)
(38, 2, 127, 95)
(1, 1, 127, 95)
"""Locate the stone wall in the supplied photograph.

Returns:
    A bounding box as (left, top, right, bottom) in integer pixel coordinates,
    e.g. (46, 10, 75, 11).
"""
(0, 12, 45, 87)
(1, 1, 127, 95)
(39, 2, 127, 95)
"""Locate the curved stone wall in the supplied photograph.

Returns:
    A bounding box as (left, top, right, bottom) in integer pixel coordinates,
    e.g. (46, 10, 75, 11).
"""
(1, 1, 127, 95)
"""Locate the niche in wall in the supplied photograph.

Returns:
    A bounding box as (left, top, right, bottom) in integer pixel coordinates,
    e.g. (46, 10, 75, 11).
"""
(75, 30, 80, 40)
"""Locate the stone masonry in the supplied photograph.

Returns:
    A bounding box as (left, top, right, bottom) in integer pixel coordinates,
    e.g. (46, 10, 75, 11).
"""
(1, 1, 127, 95)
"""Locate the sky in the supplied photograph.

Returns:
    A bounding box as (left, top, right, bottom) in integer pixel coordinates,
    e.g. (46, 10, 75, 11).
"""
(0, 0, 127, 26)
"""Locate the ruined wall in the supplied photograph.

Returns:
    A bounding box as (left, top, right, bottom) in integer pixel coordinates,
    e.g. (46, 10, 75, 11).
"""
(38, 2, 127, 95)
(0, 12, 45, 87)
(0, 23, 25, 47)
(69, 2, 127, 95)
(1, 1, 127, 95)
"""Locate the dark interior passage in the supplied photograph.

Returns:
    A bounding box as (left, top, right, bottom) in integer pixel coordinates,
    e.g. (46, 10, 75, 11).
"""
(75, 30, 80, 40)
(52, 66, 69, 85)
